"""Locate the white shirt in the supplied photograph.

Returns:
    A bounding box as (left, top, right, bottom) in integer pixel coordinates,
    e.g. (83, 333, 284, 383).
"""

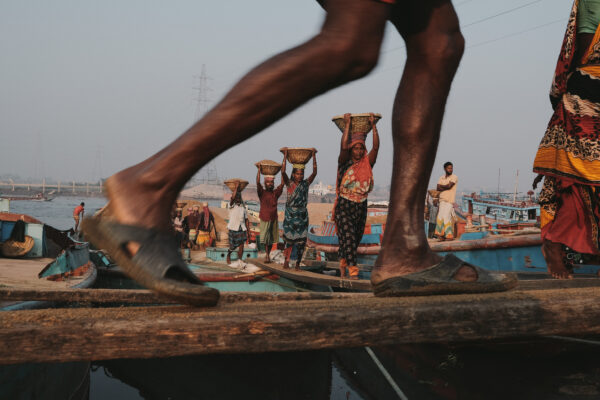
(227, 204, 247, 231)
(438, 174, 458, 204)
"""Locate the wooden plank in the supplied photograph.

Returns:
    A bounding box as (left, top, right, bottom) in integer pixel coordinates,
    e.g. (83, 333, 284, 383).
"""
(252, 260, 372, 290)
(2, 287, 600, 364)
(0, 287, 366, 304)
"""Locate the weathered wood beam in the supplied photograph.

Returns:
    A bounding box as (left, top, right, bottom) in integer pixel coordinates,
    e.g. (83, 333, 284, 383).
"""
(0, 287, 364, 304)
(1, 287, 600, 364)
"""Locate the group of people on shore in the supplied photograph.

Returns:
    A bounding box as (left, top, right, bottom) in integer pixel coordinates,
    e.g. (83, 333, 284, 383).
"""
(172, 203, 217, 258)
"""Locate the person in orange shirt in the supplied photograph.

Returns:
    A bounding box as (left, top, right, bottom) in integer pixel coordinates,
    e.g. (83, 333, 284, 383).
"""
(73, 202, 85, 232)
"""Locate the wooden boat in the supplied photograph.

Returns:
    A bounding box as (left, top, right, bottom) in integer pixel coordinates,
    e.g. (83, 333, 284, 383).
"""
(94, 255, 302, 294)
(0, 192, 54, 202)
(0, 213, 97, 311)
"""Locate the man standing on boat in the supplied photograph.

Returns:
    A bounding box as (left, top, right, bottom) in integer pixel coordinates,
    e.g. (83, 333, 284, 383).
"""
(256, 166, 284, 263)
(227, 185, 250, 266)
(73, 202, 84, 232)
(435, 162, 457, 241)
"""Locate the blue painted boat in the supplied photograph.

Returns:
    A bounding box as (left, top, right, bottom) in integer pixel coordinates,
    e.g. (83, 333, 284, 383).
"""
(0, 211, 97, 311)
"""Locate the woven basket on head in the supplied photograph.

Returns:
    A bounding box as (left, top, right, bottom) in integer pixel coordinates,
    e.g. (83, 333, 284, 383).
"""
(331, 113, 382, 135)
(224, 179, 249, 193)
(280, 148, 317, 165)
(175, 201, 187, 210)
(255, 160, 282, 176)
(1, 235, 34, 258)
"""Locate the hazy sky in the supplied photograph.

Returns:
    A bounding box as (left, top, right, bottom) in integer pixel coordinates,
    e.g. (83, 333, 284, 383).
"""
(0, 0, 571, 194)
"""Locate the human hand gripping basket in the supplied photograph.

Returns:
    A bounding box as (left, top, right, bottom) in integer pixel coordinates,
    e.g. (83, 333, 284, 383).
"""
(280, 148, 317, 165)
(255, 160, 282, 176)
(331, 113, 381, 135)
(224, 178, 249, 193)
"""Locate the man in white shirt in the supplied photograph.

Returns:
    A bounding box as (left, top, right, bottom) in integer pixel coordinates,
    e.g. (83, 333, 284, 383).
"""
(435, 162, 458, 240)
(226, 185, 250, 265)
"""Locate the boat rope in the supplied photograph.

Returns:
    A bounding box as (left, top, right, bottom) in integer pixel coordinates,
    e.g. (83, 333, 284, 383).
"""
(364, 346, 409, 400)
(546, 335, 600, 346)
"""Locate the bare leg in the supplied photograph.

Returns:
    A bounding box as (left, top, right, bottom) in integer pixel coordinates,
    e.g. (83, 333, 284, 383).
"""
(371, 0, 476, 284)
(265, 240, 272, 263)
(542, 239, 572, 279)
(283, 246, 292, 269)
(238, 244, 244, 263)
(104, 0, 390, 252)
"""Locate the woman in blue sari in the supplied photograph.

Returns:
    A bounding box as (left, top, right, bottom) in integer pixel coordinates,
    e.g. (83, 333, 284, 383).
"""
(281, 148, 317, 269)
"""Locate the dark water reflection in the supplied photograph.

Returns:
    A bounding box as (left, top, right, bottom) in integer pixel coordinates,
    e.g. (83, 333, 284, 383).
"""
(5, 339, 600, 399)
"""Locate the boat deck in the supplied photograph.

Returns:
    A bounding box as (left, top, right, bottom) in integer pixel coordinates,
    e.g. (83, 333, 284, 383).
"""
(0, 258, 95, 308)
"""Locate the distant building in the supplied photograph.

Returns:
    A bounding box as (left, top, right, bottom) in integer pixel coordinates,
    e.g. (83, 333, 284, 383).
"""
(309, 181, 333, 196)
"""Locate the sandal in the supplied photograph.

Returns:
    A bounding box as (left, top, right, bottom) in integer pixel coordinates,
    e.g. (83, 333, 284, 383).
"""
(373, 254, 517, 297)
(81, 216, 219, 306)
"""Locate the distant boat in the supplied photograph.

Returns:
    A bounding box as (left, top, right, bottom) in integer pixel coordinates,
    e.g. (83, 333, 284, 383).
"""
(1, 192, 54, 202)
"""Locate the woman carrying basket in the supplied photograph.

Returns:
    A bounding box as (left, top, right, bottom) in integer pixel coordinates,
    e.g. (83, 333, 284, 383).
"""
(281, 148, 317, 269)
(334, 113, 379, 279)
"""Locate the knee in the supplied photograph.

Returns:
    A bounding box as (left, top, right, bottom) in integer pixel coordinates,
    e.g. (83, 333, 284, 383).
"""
(315, 33, 381, 81)
(407, 29, 464, 69)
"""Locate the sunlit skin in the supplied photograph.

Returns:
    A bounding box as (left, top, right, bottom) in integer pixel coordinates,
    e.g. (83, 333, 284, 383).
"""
(351, 143, 366, 161)
(102, 0, 478, 286)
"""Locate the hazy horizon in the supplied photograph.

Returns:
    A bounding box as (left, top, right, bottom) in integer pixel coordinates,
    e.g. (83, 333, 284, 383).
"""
(1, 0, 571, 195)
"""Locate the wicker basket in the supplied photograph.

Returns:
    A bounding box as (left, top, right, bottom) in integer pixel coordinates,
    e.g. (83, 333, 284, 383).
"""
(175, 201, 187, 210)
(224, 178, 249, 193)
(255, 160, 282, 176)
(280, 148, 317, 165)
(1, 235, 34, 258)
(331, 113, 381, 135)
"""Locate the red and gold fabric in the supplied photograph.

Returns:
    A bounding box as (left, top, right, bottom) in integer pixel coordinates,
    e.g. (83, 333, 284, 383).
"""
(339, 155, 374, 203)
(534, 0, 600, 254)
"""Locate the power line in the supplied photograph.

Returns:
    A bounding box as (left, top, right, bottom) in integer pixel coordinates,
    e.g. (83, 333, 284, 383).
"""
(382, 0, 544, 54)
(466, 17, 565, 49)
(462, 0, 543, 29)
(381, 16, 565, 72)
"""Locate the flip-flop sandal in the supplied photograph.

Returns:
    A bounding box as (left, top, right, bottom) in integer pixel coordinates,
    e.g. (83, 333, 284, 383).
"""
(373, 254, 517, 297)
(82, 216, 219, 306)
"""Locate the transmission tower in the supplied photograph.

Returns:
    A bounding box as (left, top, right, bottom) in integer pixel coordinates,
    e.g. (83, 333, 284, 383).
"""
(192, 65, 219, 184)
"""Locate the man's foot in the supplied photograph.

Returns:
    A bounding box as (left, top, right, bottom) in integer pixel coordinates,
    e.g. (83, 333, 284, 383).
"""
(264, 257, 271, 264)
(103, 171, 179, 257)
(371, 246, 478, 286)
(542, 240, 572, 279)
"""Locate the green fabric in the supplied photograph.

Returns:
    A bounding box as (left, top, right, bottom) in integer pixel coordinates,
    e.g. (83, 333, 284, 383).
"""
(259, 219, 279, 244)
(579, 0, 600, 34)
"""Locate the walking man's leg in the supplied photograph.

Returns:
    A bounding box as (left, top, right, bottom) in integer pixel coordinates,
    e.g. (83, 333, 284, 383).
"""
(371, 0, 476, 285)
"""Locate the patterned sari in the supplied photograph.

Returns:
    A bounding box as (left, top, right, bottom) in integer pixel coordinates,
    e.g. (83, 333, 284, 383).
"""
(533, 0, 600, 255)
(283, 180, 309, 245)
